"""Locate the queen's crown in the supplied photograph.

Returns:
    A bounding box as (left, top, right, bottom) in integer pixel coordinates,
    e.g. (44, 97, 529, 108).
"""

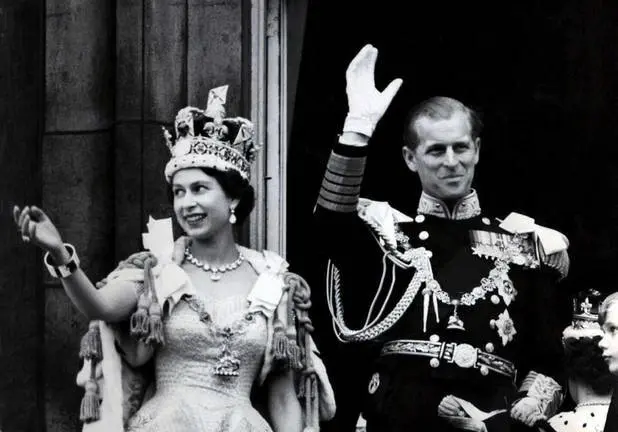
(163, 85, 258, 181)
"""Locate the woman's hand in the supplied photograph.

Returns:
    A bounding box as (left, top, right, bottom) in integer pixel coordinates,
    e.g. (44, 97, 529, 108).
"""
(13, 205, 65, 258)
(343, 44, 403, 137)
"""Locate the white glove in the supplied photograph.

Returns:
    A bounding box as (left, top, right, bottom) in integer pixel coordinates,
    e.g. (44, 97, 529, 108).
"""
(510, 397, 545, 427)
(343, 44, 403, 137)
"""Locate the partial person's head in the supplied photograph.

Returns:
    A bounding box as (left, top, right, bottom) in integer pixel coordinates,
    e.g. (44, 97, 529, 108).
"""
(163, 85, 258, 241)
(563, 290, 614, 399)
(598, 292, 618, 375)
(402, 96, 482, 201)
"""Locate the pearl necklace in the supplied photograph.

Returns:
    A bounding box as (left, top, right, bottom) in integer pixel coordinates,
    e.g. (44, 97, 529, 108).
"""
(184, 248, 245, 281)
(576, 401, 611, 408)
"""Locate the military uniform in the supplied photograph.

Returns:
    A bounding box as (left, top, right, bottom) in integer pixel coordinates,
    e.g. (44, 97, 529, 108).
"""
(314, 143, 570, 432)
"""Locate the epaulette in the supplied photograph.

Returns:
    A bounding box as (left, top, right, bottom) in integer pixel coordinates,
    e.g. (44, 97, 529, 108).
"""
(499, 212, 570, 279)
(356, 198, 415, 260)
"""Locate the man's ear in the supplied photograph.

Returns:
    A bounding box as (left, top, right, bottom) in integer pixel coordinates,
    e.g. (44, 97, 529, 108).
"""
(402, 146, 418, 172)
(473, 138, 481, 164)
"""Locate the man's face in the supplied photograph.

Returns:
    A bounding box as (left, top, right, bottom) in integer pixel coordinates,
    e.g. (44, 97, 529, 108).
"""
(402, 111, 480, 201)
(599, 302, 618, 375)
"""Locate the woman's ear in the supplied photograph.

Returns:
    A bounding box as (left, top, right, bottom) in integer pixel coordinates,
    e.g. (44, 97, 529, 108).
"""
(230, 197, 241, 211)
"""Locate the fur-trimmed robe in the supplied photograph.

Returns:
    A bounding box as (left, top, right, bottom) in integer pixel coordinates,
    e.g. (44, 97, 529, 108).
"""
(75, 239, 336, 431)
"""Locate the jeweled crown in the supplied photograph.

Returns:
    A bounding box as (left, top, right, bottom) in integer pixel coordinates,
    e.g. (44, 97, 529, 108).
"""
(163, 85, 258, 182)
(562, 289, 603, 340)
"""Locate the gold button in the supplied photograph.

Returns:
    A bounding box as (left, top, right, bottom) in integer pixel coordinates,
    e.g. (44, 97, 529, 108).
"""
(419, 231, 429, 240)
(415, 214, 426, 223)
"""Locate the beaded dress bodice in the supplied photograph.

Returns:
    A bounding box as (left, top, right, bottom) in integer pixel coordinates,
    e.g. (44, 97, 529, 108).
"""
(157, 293, 267, 397)
(126, 292, 272, 432)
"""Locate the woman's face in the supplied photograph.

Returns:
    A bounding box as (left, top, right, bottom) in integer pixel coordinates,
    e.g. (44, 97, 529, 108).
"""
(172, 168, 237, 240)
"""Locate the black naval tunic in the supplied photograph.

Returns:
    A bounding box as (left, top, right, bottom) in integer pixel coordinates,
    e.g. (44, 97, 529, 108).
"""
(314, 143, 570, 432)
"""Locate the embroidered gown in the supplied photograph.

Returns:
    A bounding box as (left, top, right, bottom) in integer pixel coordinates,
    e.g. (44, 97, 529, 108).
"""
(126, 291, 273, 432)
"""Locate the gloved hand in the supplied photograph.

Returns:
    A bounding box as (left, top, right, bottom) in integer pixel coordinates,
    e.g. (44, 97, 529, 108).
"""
(510, 396, 545, 427)
(343, 44, 403, 137)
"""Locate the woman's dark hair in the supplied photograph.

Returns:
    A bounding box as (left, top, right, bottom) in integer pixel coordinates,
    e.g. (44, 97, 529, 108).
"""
(168, 167, 255, 225)
(563, 335, 614, 395)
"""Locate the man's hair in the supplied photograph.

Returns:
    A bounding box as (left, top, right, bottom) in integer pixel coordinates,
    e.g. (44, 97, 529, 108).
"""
(599, 292, 618, 325)
(402, 96, 483, 150)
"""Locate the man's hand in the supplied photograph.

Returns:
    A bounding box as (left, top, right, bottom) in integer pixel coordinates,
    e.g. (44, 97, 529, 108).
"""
(343, 44, 403, 138)
(438, 395, 468, 418)
(510, 397, 545, 427)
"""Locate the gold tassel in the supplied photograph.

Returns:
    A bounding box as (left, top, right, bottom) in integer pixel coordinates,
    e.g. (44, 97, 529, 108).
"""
(143, 258, 165, 346)
(273, 321, 289, 362)
(146, 301, 165, 346)
(298, 372, 306, 398)
(130, 293, 151, 338)
(301, 374, 320, 432)
(287, 340, 303, 370)
(79, 378, 100, 423)
(79, 321, 102, 362)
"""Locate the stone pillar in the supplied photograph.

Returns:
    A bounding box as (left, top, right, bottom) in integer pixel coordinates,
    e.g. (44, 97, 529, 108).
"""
(0, 1, 45, 431)
(44, 0, 114, 429)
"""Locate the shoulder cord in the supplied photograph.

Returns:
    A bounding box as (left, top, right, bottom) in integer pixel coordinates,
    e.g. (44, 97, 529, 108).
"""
(326, 253, 396, 343)
(326, 249, 433, 342)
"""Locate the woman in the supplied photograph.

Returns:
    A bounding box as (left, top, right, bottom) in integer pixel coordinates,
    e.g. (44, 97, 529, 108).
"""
(539, 290, 613, 432)
(14, 86, 335, 431)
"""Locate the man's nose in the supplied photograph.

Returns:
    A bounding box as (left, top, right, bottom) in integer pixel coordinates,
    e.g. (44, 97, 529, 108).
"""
(443, 148, 458, 167)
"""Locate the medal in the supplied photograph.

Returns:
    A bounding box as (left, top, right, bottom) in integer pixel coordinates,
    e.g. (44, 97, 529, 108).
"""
(446, 300, 465, 331)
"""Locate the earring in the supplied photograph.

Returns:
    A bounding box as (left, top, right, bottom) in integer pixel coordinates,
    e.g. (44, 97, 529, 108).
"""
(229, 207, 237, 224)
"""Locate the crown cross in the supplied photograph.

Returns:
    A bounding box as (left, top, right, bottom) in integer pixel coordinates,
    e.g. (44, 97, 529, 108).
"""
(580, 297, 592, 315)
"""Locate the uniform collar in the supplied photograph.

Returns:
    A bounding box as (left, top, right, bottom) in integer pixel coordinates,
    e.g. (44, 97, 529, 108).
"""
(417, 190, 481, 220)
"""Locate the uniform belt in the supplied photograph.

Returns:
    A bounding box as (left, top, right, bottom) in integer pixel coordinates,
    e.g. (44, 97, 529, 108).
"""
(380, 339, 517, 379)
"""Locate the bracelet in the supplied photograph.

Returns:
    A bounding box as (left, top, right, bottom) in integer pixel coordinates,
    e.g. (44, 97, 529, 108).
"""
(44, 243, 80, 278)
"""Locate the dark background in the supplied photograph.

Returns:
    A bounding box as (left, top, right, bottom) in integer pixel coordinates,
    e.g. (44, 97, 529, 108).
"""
(288, 0, 618, 301)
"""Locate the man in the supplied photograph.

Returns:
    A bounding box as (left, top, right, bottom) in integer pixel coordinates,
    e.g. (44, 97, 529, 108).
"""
(598, 293, 618, 432)
(314, 44, 571, 431)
